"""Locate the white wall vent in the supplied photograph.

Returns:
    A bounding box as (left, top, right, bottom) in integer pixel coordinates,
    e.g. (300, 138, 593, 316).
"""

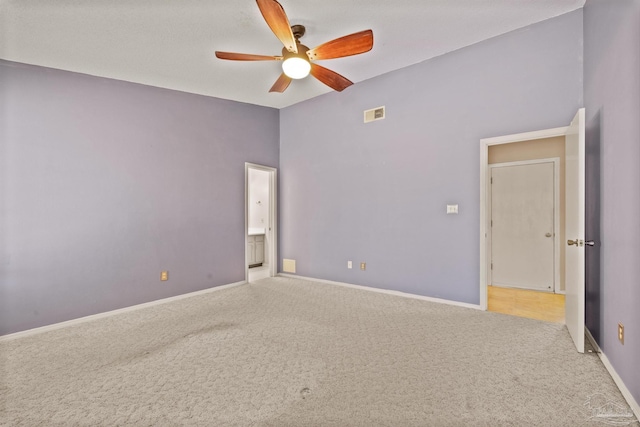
(282, 258, 296, 273)
(364, 106, 385, 123)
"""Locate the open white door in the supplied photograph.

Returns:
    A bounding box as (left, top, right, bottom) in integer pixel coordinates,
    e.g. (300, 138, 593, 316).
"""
(564, 108, 586, 353)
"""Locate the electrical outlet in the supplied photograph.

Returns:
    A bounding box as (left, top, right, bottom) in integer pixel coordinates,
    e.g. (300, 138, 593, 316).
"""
(161, 271, 169, 281)
(618, 323, 624, 345)
(347, 261, 352, 269)
(360, 262, 366, 271)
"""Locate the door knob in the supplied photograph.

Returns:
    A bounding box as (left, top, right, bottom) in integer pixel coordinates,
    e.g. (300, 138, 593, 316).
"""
(567, 239, 594, 247)
(545, 232, 552, 237)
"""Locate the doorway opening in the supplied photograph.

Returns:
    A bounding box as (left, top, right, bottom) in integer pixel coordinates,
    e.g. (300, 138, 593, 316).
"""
(480, 109, 586, 352)
(480, 127, 569, 312)
(485, 140, 565, 324)
(245, 163, 277, 283)
(481, 129, 572, 320)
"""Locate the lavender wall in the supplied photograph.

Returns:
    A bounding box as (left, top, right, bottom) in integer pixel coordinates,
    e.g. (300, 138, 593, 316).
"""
(279, 11, 583, 304)
(584, 0, 640, 405)
(0, 60, 279, 335)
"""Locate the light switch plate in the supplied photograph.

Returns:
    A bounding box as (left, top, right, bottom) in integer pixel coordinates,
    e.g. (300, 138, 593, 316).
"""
(447, 204, 459, 214)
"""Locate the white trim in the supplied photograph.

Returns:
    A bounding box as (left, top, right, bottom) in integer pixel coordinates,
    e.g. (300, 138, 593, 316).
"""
(488, 158, 560, 293)
(245, 163, 278, 282)
(0, 281, 246, 342)
(480, 126, 568, 310)
(482, 127, 569, 145)
(278, 273, 482, 311)
(585, 328, 640, 421)
(553, 157, 561, 293)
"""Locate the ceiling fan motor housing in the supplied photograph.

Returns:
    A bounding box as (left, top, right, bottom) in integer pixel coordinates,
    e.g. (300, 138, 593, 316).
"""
(281, 44, 310, 61)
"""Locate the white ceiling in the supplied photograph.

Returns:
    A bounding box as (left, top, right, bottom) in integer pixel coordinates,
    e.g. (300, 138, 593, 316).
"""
(0, 0, 584, 109)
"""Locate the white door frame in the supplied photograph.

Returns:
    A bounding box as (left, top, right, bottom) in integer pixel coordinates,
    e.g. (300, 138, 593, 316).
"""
(488, 158, 560, 293)
(245, 163, 278, 282)
(479, 127, 568, 310)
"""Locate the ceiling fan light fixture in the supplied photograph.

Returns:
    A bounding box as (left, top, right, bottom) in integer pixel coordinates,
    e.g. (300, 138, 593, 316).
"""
(282, 55, 311, 79)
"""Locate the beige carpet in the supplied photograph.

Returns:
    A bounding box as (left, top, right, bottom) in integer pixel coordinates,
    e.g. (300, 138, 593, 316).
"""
(0, 276, 637, 426)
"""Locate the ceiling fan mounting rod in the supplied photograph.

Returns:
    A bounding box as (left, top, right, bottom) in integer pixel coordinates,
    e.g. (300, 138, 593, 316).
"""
(291, 24, 305, 41)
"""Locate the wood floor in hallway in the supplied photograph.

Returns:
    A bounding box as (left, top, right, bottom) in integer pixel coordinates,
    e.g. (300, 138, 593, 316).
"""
(488, 285, 565, 324)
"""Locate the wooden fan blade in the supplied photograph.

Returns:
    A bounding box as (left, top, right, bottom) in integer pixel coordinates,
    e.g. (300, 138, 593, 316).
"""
(309, 63, 353, 92)
(215, 51, 282, 61)
(256, 0, 297, 53)
(269, 73, 292, 93)
(307, 30, 373, 61)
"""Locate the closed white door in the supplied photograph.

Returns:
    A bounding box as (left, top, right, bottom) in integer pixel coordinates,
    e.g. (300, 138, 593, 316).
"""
(491, 161, 556, 291)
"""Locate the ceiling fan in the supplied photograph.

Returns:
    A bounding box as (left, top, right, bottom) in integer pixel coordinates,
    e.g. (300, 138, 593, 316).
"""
(215, 0, 373, 93)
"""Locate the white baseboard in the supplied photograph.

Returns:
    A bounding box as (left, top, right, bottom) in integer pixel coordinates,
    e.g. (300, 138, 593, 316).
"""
(585, 327, 640, 421)
(277, 273, 482, 311)
(0, 281, 247, 342)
